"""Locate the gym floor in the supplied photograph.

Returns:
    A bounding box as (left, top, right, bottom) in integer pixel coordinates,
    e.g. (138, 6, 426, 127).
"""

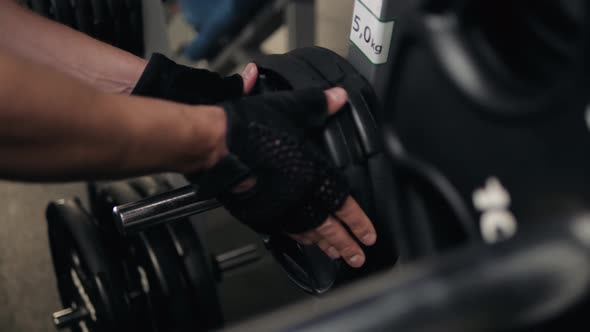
(0, 1, 354, 331)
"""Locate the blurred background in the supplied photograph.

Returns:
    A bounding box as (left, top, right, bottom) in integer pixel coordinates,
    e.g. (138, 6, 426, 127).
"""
(0, 0, 355, 331)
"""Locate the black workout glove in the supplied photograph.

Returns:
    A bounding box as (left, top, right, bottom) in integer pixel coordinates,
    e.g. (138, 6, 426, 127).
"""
(191, 88, 349, 234)
(132, 53, 243, 105)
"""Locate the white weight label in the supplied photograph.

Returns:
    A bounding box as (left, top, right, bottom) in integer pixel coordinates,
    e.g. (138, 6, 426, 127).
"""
(350, 0, 395, 65)
(361, 0, 383, 16)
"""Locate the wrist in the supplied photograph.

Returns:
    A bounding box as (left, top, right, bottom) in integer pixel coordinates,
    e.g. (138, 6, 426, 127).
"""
(203, 105, 230, 169)
(93, 93, 229, 177)
(118, 57, 148, 95)
(176, 105, 229, 174)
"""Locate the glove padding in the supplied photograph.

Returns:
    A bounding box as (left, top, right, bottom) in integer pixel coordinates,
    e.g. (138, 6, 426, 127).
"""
(193, 88, 349, 234)
(132, 53, 243, 105)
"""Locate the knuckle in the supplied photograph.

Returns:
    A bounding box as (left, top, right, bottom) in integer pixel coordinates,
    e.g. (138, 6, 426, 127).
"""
(316, 222, 338, 237)
(318, 228, 339, 238)
(316, 240, 329, 250)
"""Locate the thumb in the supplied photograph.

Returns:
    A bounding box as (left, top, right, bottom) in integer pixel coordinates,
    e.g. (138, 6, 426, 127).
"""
(241, 63, 258, 95)
(324, 88, 348, 115)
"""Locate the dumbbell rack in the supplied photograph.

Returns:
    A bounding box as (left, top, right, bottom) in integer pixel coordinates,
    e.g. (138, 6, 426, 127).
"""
(47, 176, 265, 332)
(45, 0, 590, 331)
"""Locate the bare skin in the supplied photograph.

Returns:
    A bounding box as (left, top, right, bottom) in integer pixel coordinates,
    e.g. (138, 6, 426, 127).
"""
(0, 0, 147, 94)
(0, 1, 377, 268)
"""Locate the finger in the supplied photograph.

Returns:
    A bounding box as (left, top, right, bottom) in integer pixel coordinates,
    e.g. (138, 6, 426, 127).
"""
(241, 88, 344, 129)
(230, 176, 257, 194)
(289, 230, 321, 245)
(324, 87, 348, 115)
(315, 216, 366, 268)
(289, 234, 311, 245)
(317, 239, 340, 260)
(241, 63, 258, 95)
(335, 196, 377, 246)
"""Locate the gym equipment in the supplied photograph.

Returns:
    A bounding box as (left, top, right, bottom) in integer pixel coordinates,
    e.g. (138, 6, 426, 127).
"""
(114, 45, 481, 294)
(276, 0, 589, 330)
(47, 198, 136, 331)
(48, 0, 590, 330)
(381, 0, 590, 243)
(339, 0, 590, 256)
(48, 176, 261, 331)
(114, 46, 409, 294)
(23, 0, 144, 56)
(113, 0, 590, 330)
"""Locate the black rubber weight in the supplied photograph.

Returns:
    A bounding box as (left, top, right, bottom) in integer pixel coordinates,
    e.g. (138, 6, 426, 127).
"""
(46, 199, 131, 331)
(130, 176, 224, 330)
(254, 47, 399, 293)
(96, 178, 223, 331)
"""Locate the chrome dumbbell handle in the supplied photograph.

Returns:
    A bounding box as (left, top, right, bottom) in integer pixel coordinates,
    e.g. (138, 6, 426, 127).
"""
(113, 185, 222, 234)
(52, 307, 90, 329)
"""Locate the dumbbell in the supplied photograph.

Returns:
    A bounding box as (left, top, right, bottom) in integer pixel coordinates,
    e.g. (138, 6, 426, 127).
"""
(47, 176, 261, 332)
(111, 46, 490, 296)
(112, 182, 340, 294)
(110, 46, 480, 296)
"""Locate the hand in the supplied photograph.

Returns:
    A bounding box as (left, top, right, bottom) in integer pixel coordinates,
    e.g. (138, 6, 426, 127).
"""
(290, 89, 377, 268)
(230, 88, 377, 268)
(289, 197, 376, 268)
(192, 87, 377, 269)
(132, 53, 259, 104)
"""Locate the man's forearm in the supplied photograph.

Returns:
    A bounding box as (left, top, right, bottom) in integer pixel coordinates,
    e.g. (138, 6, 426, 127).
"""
(0, 51, 227, 182)
(0, 0, 147, 94)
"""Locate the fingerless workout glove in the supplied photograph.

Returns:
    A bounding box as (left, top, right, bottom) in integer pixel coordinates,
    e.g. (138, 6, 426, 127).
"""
(193, 89, 349, 234)
(132, 53, 243, 105)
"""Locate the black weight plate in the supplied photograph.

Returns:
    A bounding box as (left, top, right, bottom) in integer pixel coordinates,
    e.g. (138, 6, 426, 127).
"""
(106, 0, 127, 50)
(105, 0, 143, 56)
(254, 47, 400, 293)
(71, 0, 95, 36)
(386, 1, 590, 241)
(135, 226, 202, 331)
(124, 0, 144, 56)
(96, 180, 190, 331)
(265, 234, 339, 294)
(26, 0, 143, 55)
(46, 198, 131, 331)
(89, 0, 115, 45)
(130, 176, 224, 330)
(98, 177, 223, 331)
(294, 49, 478, 258)
(95, 0, 144, 55)
(169, 220, 224, 330)
(86, 181, 101, 221)
(52, 0, 76, 28)
(92, 182, 159, 332)
(29, 0, 52, 18)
